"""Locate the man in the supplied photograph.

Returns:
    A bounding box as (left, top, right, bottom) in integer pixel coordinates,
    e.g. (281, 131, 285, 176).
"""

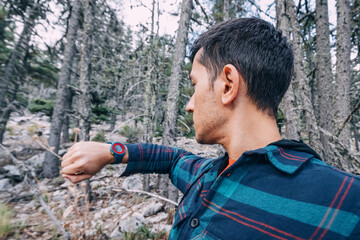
(62, 18, 360, 239)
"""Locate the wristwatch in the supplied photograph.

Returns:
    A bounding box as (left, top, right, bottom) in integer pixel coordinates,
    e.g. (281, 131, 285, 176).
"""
(109, 142, 126, 164)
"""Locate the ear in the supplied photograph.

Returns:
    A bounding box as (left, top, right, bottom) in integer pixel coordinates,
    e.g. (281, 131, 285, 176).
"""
(221, 64, 241, 105)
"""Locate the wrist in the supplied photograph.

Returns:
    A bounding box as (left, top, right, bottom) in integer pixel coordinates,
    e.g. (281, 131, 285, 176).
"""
(105, 143, 116, 164)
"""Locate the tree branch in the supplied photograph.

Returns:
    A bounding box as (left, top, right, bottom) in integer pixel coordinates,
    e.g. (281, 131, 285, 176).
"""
(335, 97, 360, 137)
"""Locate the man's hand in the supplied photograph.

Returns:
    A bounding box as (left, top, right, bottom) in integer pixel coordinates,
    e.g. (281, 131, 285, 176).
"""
(61, 142, 115, 183)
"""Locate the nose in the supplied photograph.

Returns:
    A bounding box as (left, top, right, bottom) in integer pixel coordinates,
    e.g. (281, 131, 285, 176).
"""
(186, 95, 194, 113)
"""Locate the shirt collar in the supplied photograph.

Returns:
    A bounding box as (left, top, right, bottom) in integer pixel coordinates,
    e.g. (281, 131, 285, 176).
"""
(243, 139, 321, 174)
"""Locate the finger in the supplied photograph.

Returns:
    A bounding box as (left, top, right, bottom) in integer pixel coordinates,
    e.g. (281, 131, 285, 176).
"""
(62, 162, 84, 175)
(62, 144, 79, 160)
(62, 173, 91, 184)
(62, 150, 84, 168)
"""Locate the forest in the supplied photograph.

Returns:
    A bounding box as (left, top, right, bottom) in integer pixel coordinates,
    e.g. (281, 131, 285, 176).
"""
(0, 0, 359, 239)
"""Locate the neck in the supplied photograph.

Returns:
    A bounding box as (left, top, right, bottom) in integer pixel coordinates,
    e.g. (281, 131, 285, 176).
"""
(218, 104, 282, 160)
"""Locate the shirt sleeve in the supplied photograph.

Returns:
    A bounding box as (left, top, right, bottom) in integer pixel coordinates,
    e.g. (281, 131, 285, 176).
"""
(121, 143, 214, 194)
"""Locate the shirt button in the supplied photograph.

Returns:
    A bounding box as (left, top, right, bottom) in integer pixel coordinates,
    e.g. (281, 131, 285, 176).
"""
(190, 218, 199, 228)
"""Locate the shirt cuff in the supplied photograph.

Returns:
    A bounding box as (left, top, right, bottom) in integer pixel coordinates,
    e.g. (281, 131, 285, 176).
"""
(120, 143, 141, 177)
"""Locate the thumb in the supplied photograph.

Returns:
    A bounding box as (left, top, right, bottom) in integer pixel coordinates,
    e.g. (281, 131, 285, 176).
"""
(62, 173, 92, 183)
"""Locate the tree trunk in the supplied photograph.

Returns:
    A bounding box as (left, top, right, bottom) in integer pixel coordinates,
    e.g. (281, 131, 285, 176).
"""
(162, 0, 192, 146)
(61, 88, 73, 144)
(78, 0, 95, 203)
(286, 0, 324, 155)
(43, 0, 81, 178)
(315, 0, 336, 164)
(315, 0, 334, 131)
(142, 0, 157, 193)
(161, 0, 193, 202)
(62, 52, 79, 144)
(78, 0, 92, 142)
(276, 0, 301, 140)
(335, 0, 351, 147)
(0, 3, 39, 143)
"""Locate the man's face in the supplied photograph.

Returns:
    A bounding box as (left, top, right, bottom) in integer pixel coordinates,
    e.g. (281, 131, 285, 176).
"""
(186, 50, 225, 144)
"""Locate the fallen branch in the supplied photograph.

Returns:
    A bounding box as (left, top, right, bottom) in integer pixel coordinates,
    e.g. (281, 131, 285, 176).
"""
(36, 188, 70, 240)
(113, 188, 178, 206)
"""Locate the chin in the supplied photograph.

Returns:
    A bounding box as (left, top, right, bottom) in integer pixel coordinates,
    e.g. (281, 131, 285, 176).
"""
(195, 133, 216, 145)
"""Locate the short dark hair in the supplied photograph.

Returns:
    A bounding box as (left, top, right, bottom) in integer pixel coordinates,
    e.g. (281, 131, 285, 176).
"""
(190, 17, 294, 117)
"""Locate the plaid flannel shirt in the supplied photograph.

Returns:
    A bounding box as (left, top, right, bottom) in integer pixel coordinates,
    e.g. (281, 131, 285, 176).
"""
(121, 140, 360, 239)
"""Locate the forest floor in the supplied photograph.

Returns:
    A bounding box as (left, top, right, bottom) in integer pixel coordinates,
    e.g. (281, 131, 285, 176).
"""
(0, 111, 221, 240)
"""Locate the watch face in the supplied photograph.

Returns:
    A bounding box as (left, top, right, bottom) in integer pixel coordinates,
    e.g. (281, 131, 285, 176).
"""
(113, 143, 125, 154)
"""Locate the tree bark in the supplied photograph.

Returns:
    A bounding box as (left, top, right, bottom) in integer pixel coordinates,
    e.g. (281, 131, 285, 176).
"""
(78, 0, 92, 142)
(78, 0, 95, 203)
(43, 0, 81, 178)
(315, 0, 334, 131)
(161, 0, 192, 202)
(142, 0, 157, 193)
(315, 0, 337, 165)
(286, 0, 324, 155)
(335, 0, 351, 147)
(162, 0, 192, 146)
(276, 0, 301, 140)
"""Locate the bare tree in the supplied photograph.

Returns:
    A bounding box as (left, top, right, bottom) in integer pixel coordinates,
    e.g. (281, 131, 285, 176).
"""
(43, 0, 81, 178)
(285, 0, 324, 154)
(162, 0, 193, 146)
(161, 0, 193, 202)
(143, 0, 157, 192)
(276, 0, 301, 140)
(78, 0, 93, 142)
(315, 0, 336, 164)
(335, 0, 351, 147)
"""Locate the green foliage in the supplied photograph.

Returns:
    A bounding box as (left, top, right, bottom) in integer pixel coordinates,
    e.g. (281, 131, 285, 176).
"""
(120, 125, 139, 143)
(0, 203, 13, 238)
(28, 59, 59, 87)
(28, 98, 54, 117)
(92, 131, 106, 142)
(154, 125, 164, 137)
(91, 105, 111, 124)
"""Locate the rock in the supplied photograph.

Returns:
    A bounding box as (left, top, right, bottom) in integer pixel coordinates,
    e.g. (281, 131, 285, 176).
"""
(122, 175, 142, 190)
(0, 178, 11, 190)
(1, 165, 22, 182)
(0, 149, 13, 168)
(142, 202, 164, 217)
(146, 212, 168, 224)
(110, 227, 123, 239)
(118, 212, 145, 233)
(25, 152, 45, 170)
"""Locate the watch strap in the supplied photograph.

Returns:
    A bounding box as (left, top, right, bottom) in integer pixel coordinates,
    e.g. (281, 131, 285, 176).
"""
(109, 142, 126, 164)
